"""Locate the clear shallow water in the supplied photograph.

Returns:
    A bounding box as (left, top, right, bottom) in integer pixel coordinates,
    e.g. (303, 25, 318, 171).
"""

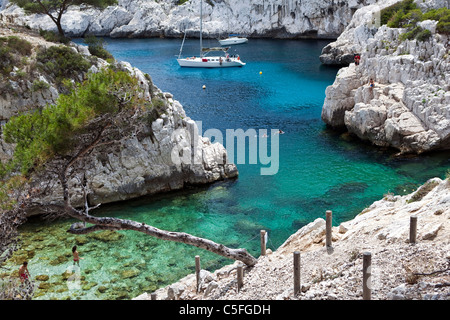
(7, 38, 450, 300)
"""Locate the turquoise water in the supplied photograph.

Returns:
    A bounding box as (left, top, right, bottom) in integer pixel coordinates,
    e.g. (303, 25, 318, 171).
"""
(8, 38, 450, 300)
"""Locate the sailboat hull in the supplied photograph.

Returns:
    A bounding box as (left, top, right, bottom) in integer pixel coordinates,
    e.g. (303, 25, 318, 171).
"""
(219, 37, 248, 46)
(177, 56, 245, 68)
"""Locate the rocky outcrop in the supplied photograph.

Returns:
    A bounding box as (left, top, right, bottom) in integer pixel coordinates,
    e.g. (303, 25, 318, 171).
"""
(321, 1, 450, 154)
(135, 177, 450, 300)
(0, 25, 237, 211)
(319, 0, 449, 65)
(0, 0, 376, 39)
(319, 0, 402, 65)
(47, 73, 238, 208)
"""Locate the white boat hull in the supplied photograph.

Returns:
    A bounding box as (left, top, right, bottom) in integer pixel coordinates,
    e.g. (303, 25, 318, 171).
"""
(177, 56, 245, 68)
(219, 37, 248, 46)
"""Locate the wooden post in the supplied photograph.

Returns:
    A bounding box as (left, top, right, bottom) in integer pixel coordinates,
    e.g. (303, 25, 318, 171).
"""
(410, 215, 417, 244)
(150, 292, 157, 300)
(260, 230, 266, 256)
(362, 252, 372, 300)
(293, 251, 301, 296)
(195, 255, 201, 293)
(326, 210, 332, 248)
(237, 263, 244, 292)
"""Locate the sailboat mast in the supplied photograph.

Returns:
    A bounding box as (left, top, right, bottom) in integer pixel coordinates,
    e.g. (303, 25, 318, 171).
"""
(199, 0, 203, 57)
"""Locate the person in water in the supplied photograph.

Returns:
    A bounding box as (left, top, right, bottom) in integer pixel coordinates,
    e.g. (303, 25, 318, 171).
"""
(72, 246, 83, 266)
(19, 261, 30, 283)
(369, 78, 375, 89)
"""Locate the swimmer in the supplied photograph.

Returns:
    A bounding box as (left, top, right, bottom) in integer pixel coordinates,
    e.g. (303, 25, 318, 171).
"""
(19, 261, 30, 283)
(72, 245, 84, 266)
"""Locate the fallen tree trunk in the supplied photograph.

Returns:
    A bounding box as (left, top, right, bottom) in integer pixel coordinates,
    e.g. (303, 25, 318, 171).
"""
(66, 206, 258, 266)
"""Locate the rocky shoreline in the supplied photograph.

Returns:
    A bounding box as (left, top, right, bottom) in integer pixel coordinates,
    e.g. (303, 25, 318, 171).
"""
(135, 177, 450, 300)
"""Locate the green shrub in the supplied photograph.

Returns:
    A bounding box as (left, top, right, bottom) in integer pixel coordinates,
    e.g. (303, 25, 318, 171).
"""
(39, 29, 70, 44)
(381, 0, 417, 25)
(0, 36, 32, 75)
(436, 13, 450, 34)
(422, 7, 450, 21)
(387, 9, 406, 28)
(0, 46, 13, 74)
(383, 3, 450, 36)
(387, 8, 423, 28)
(83, 35, 114, 60)
(36, 45, 90, 83)
(31, 79, 50, 92)
(403, 9, 423, 27)
(4, 36, 32, 56)
(415, 28, 432, 41)
(3, 68, 144, 175)
(400, 25, 423, 41)
(400, 26, 432, 42)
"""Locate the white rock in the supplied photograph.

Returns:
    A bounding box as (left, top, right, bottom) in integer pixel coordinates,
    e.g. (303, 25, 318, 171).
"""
(1, 0, 376, 38)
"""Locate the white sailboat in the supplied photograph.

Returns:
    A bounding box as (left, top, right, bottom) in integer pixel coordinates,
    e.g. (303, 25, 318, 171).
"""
(177, 0, 245, 68)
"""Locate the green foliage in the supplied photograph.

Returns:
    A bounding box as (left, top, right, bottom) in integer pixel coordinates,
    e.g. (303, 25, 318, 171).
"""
(436, 11, 450, 34)
(400, 26, 429, 41)
(415, 28, 432, 41)
(387, 9, 407, 28)
(422, 7, 450, 21)
(31, 79, 50, 92)
(39, 29, 70, 44)
(402, 9, 423, 27)
(381, 0, 417, 25)
(11, 0, 118, 14)
(2, 36, 32, 56)
(36, 45, 90, 83)
(3, 68, 142, 175)
(382, 2, 450, 36)
(0, 36, 32, 75)
(83, 35, 114, 60)
(387, 8, 423, 28)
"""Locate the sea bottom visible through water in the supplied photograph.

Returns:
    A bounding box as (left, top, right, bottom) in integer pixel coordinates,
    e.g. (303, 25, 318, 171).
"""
(4, 38, 450, 300)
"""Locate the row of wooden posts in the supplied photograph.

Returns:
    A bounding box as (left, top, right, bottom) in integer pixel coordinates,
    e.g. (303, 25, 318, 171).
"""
(151, 211, 419, 300)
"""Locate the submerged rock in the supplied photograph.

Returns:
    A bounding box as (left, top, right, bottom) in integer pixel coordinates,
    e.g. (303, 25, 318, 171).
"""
(89, 230, 124, 242)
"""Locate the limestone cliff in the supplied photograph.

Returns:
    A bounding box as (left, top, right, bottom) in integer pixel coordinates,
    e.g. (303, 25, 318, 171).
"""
(321, 0, 450, 154)
(0, 0, 377, 39)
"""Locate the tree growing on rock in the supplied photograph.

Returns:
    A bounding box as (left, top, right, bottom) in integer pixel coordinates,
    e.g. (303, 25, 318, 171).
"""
(2, 63, 258, 268)
(10, 0, 117, 38)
